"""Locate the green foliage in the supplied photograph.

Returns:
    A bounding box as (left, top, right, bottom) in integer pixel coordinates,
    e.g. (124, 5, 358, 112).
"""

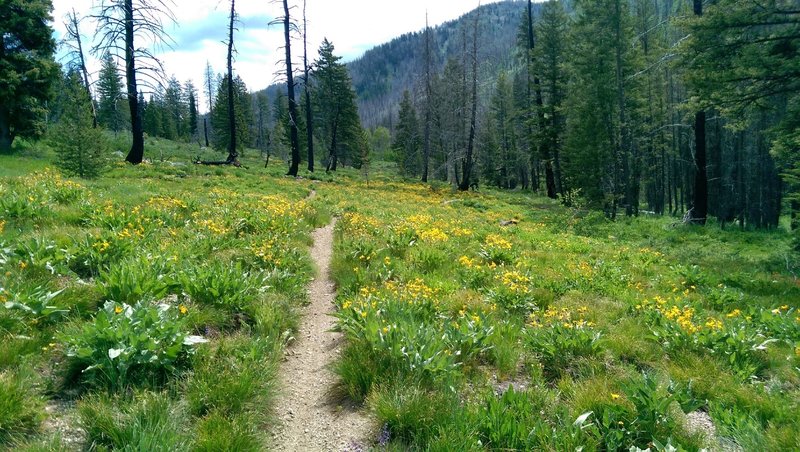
(185, 337, 276, 418)
(178, 261, 260, 312)
(211, 75, 252, 153)
(96, 52, 128, 133)
(78, 392, 190, 451)
(63, 301, 205, 390)
(3, 286, 67, 324)
(0, 369, 44, 445)
(51, 73, 108, 179)
(98, 256, 173, 304)
(391, 90, 420, 176)
(192, 411, 262, 452)
(527, 321, 601, 380)
(312, 39, 364, 169)
(0, 0, 59, 152)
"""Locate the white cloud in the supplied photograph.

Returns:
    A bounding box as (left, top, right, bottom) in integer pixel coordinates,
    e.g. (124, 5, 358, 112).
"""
(51, 0, 505, 112)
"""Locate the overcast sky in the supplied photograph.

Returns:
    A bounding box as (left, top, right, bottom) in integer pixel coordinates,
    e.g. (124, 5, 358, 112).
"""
(51, 0, 504, 112)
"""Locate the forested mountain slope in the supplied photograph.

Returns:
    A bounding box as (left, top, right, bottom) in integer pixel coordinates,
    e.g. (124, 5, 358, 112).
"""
(348, 0, 530, 129)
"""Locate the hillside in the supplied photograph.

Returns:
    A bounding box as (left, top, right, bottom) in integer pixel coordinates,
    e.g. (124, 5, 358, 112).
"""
(262, 0, 531, 130)
(348, 0, 531, 129)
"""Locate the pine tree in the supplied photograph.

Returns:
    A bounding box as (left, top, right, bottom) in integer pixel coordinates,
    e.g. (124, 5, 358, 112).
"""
(0, 0, 59, 152)
(392, 90, 421, 176)
(563, 0, 639, 216)
(52, 72, 108, 178)
(96, 53, 128, 133)
(211, 75, 252, 154)
(312, 39, 363, 171)
(536, 0, 568, 197)
(489, 72, 518, 189)
(186, 81, 199, 140)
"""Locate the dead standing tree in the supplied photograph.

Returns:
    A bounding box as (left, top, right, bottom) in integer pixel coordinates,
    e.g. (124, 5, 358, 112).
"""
(225, 0, 239, 165)
(458, 10, 480, 192)
(271, 0, 301, 177)
(302, 0, 314, 172)
(93, 0, 175, 164)
(63, 9, 97, 128)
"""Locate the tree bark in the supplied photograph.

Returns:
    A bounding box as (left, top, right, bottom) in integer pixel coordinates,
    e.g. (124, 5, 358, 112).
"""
(422, 17, 432, 183)
(123, 0, 144, 164)
(225, 0, 239, 164)
(203, 116, 210, 147)
(284, 0, 301, 177)
(528, 0, 556, 199)
(0, 109, 12, 153)
(68, 10, 97, 129)
(458, 14, 479, 192)
(303, 0, 314, 172)
(691, 0, 708, 225)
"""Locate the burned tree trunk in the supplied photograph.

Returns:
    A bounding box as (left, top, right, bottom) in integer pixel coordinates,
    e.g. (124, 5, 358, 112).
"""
(283, 0, 301, 177)
(226, 0, 238, 164)
(123, 0, 144, 165)
(691, 0, 708, 225)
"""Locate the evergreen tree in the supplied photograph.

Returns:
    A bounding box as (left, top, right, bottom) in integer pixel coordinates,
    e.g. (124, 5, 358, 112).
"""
(163, 76, 186, 140)
(0, 0, 59, 152)
(211, 75, 252, 153)
(563, 0, 639, 216)
(52, 72, 108, 178)
(254, 91, 270, 157)
(488, 72, 519, 189)
(186, 81, 199, 140)
(96, 52, 128, 133)
(392, 90, 421, 176)
(684, 0, 798, 230)
(312, 39, 363, 171)
(535, 0, 569, 197)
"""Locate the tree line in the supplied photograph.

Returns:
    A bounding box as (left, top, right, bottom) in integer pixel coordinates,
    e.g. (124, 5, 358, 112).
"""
(0, 0, 365, 175)
(390, 0, 797, 235)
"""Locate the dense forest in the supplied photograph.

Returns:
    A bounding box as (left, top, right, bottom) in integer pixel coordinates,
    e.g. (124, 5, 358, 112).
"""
(378, 0, 796, 234)
(0, 0, 798, 234)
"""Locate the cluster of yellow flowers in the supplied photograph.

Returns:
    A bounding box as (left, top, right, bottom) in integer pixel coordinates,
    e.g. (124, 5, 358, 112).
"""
(662, 306, 699, 334)
(637, 296, 727, 334)
(568, 261, 595, 280)
(0, 220, 5, 234)
(459, 255, 482, 270)
(407, 214, 432, 225)
(529, 306, 594, 329)
(770, 305, 790, 315)
(496, 270, 531, 294)
(117, 224, 146, 240)
(250, 239, 280, 267)
(257, 195, 305, 219)
(92, 240, 111, 253)
(456, 305, 483, 324)
(638, 247, 664, 259)
(449, 225, 474, 237)
(342, 212, 381, 236)
(145, 196, 188, 211)
(194, 219, 230, 235)
(484, 234, 512, 250)
(418, 227, 449, 243)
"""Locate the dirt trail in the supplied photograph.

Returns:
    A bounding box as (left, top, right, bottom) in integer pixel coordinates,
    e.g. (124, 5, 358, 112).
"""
(271, 219, 374, 451)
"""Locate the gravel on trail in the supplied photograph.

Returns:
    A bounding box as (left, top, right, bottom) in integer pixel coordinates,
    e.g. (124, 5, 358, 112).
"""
(271, 220, 374, 451)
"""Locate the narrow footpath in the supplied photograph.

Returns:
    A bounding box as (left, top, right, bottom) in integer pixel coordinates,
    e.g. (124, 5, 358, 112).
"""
(271, 219, 374, 451)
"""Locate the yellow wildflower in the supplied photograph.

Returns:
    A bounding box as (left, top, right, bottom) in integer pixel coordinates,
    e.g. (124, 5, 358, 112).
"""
(114, 306, 123, 314)
(179, 304, 188, 315)
(611, 393, 621, 400)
